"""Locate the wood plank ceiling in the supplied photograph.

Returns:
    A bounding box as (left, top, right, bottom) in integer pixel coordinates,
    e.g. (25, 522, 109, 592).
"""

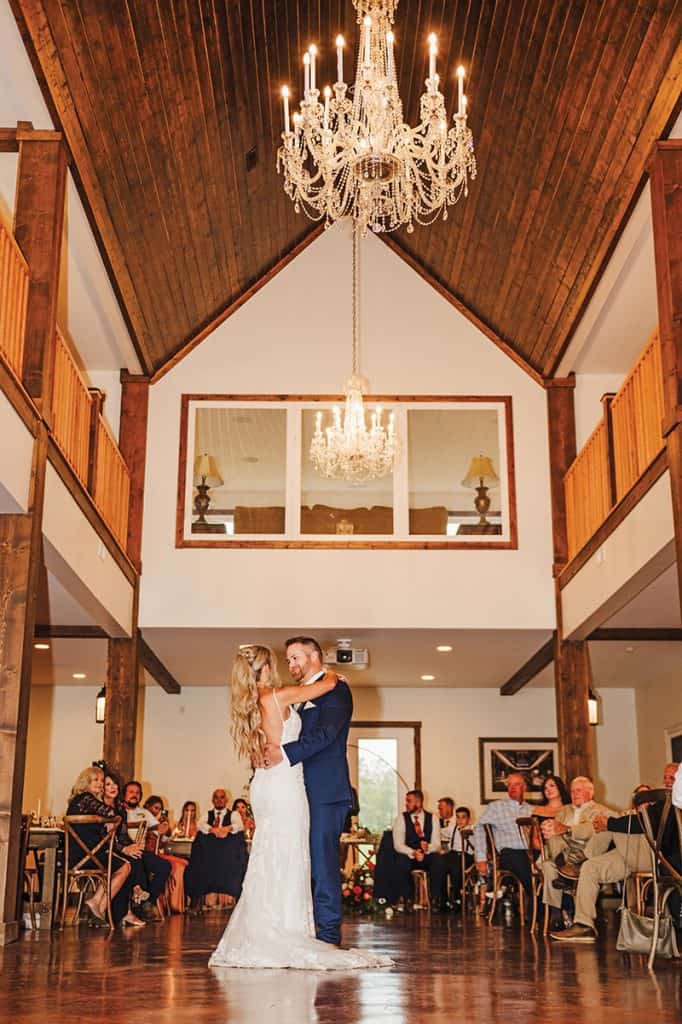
(11, 0, 682, 379)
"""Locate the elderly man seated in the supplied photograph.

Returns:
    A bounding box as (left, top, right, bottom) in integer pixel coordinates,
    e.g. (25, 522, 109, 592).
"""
(473, 773, 534, 898)
(539, 776, 611, 931)
(550, 764, 679, 943)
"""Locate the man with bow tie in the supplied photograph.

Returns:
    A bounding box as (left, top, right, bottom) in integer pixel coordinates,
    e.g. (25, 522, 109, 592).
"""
(391, 790, 441, 907)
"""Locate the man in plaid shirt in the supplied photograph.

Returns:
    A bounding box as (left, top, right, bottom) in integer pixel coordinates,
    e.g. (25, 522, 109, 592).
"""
(473, 774, 534, 897)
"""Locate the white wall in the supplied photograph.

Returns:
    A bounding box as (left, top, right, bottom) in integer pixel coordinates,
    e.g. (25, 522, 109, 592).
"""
(25, 682, 638, 820)
(573, 372, 625, 451)
(635, 675, 682, 786)
(140, 228, 555, 633)
(0, 391, 33, 512)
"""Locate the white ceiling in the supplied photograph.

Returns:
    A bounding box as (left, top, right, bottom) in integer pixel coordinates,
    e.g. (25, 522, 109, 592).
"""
(559, 111, 682, 378)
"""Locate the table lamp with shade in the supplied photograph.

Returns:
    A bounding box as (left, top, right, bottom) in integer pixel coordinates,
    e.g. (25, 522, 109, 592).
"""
(192, 453, 226, 534)
(462, 455, 499, 526)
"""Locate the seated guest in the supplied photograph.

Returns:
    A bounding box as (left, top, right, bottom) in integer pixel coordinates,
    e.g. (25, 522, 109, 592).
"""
(175, 800, 199, 837)
(185, 788, 248, 912)
(534, 775, 570, 819)
(66, 765, 143, 927)
(473, 773, 534, 898)
(103, 770, 148, 912)
(123, 781, 171, 920)
(437, 797, 456, 846)
(539, 776, 612, 930)
(144, 795, 188, 914)
(391, 790, 441, 907)
(431, 805, 474, 912)
(231, 799, 255, 836)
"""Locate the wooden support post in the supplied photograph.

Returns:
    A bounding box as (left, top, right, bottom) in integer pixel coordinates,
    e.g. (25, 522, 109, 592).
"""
(0, 426, 47, 944)
(86, 388, 105, 494)
(546, 378, 593, 778)
(13, 123, 67, 418)
(600, 393, 618, 508)
(102, 633, 140, 781)
(553, 631, 594, 783)
(650, 141, 682, 613)
(119, 373, 150, 571)
(545, 377, 577, 576)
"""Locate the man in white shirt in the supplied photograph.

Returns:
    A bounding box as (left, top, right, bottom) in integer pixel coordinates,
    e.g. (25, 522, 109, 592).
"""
(186, 789, 248, 912)
(123, 781, 171, 918)
(391, 790, 441, 908)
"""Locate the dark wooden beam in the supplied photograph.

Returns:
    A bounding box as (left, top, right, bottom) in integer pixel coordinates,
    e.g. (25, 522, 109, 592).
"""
(34, 625, 108, 640)
(138, 636, 181, 695)
(650, 141, 682, 622)
(589, 628, 682, 642)
(554, 632, 594, 783)
(545, 377, 577, 575)
(102, 633, 140, 781)
(0, 425, 48, 944)
(13, 123, 67, 418)
(118, 373, 150, 570)
(499, 634, 556, 696)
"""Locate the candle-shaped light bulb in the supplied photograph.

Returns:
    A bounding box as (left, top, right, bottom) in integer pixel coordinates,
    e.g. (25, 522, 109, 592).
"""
(336, 35, 345, 83)
(457, 65, 465, 114)
(309, 44, 317, 92)
(323, 85, 331, 128)
(315, 410, 322, 434)
(462, 94, 468, 114)
(386, 31, 395, 81)
(428, 33, 437, 82)
(281, 86, 290, 133)
(364, 16, 372, 64)
(303, 51, 311, 95)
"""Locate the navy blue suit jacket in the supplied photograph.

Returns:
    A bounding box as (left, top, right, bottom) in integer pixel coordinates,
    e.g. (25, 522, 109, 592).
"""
(283, 679, 353, 807)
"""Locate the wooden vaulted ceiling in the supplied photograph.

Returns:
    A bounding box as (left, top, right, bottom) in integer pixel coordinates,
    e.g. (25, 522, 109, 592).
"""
(11, 1, 682, 380)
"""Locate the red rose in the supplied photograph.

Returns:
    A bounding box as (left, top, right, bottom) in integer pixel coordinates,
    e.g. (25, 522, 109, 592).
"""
(353, 884, 362, 895)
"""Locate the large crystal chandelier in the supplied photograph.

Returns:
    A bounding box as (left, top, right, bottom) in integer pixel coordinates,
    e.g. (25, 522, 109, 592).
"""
(310, 227, 399, 481)
(277, 0, 476, 236)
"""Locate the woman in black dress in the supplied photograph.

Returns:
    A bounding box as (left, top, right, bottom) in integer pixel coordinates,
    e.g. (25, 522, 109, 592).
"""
(66, 765, 143, 926)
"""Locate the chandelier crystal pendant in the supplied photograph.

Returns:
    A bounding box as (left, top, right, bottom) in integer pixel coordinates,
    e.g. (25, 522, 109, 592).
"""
(277, 0, 476, 236)
(310, 227, 399, 482)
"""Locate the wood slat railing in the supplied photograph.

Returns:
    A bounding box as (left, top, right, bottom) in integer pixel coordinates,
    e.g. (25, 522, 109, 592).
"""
(565, 420, 612, 561)
(610, 331, 665, 501)
(0, 216, 30, 380)
(51, 327, 93, 487)
(92, 415, 131, 549)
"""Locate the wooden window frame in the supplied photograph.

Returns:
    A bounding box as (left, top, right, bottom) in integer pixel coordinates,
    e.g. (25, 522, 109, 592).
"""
(176, 393, 518, 550)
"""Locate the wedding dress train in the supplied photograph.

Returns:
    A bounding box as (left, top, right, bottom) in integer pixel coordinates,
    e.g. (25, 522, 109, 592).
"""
(209, 705, 392, 970)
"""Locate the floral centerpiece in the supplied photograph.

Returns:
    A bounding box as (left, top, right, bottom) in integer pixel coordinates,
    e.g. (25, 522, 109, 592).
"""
(341, 863, 377, 915)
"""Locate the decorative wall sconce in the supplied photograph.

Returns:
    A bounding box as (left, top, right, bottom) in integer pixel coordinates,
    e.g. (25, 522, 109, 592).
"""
(96, 687, 106, 724)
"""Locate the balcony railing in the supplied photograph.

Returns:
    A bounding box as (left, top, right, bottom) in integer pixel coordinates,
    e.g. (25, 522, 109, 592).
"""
(564, 330, 665, 562)
(91, 414, 130, 550)
(0, 216, 30, 381)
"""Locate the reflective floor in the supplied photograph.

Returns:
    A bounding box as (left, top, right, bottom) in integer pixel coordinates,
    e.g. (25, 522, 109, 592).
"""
(1, 910, 680, 1023)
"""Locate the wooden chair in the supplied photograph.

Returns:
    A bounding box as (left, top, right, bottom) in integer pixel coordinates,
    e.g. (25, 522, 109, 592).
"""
(455, 828, 477, 914)
(633, 788, 682, 969)
(483, 823, 527, 925)
(515, 817, 545, 932)
(19, 815, 38, 929)
(412, 869, 431, 910)
(61, 815, 121, 930)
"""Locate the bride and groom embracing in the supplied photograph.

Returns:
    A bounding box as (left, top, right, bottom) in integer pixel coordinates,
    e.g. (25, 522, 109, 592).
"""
(209, 636, 392, 971)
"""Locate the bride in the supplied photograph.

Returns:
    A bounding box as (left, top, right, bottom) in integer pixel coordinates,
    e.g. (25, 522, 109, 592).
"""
(209, 645, 392, 970)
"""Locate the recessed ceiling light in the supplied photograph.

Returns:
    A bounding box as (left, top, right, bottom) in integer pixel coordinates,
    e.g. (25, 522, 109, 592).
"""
(34, 642, 50, 650)
(73, 673, 87, 679)
(436, 645, 452, 653)
(242, 456, 260, 463)
(421, 674, 435, 681)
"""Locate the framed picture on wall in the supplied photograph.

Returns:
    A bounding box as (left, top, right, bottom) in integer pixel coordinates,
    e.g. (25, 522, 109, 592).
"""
(479, 737, 559, 804)
(665, 722, 682, 763)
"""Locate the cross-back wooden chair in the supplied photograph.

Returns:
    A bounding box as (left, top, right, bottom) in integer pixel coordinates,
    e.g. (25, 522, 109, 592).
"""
(457, 827, 478, 914)
(19, 814, 38, 929)
(61, 815, 121, 930)
(633, 788, 682, 969)
(483, 823, 527, 925)
(515, 817, 546, 932)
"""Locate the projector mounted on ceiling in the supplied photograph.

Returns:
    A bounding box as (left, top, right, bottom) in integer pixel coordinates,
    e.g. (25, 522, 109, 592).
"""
(323, 638, 369, 670)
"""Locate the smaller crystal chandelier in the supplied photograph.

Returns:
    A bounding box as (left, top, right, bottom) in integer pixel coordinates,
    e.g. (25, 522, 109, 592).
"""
(310, 227, 399, 482)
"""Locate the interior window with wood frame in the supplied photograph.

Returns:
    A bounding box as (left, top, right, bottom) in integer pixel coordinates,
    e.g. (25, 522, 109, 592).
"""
(177, 397, 516, 549)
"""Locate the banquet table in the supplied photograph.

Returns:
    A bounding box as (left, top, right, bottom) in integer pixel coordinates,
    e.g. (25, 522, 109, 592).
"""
(28, 827, 63, 929)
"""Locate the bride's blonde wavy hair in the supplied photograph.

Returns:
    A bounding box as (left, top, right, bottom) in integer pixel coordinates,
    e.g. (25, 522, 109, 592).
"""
(231, 645, 280, 761)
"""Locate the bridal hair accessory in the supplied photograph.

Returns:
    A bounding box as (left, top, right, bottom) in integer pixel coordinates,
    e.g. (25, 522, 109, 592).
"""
(239, 646, 257, 665)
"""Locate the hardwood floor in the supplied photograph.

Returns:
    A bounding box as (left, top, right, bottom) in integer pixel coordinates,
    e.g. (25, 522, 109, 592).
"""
(1, 910, 680, 1023)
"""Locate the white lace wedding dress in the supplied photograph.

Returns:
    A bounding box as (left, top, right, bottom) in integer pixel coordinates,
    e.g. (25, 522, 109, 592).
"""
(209, 703, 392, 970)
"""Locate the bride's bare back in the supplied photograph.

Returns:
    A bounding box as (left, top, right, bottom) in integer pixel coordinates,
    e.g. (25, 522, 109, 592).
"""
(258, 674, 338, 747)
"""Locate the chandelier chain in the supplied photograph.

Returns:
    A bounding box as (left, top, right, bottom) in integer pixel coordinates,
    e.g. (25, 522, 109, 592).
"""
(352, 225, 359, 378)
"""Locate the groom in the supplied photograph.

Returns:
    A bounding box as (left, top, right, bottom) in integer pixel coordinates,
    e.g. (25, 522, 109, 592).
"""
(265, 635, 353, 946)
